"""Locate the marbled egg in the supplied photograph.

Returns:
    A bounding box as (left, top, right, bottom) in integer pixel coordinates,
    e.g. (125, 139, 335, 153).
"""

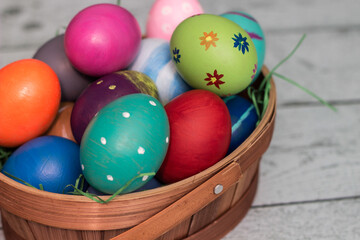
(221, 11, 265, 82)
(80, 94, 169, 194)
(146, 0, 204, 41)
(71, 70, 159, 143)
(129, 38, 192, 104)
(223, 95, 258, 154)
(170, 14, 258, 97)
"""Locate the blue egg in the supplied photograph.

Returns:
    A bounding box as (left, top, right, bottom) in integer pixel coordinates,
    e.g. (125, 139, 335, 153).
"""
(134, 177, 163, 192)
(129, 38, 192, 104)
(220, 11, 265, 82)
(1, 136, 81, 193)
(223, 95, 258, 154)
(87, 185, 106, 195)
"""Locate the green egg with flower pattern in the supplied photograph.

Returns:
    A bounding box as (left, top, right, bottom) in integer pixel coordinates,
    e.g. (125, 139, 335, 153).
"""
(80, 94, 170, 194)
(170, 14, 257, 97)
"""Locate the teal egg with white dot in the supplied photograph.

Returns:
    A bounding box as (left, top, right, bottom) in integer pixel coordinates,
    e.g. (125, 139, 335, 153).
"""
(80, 94, 170, 194)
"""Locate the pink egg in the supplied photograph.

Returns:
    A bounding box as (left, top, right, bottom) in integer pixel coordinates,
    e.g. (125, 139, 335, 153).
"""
(65, 4, 141, 77)
(146, 0, 204, 41)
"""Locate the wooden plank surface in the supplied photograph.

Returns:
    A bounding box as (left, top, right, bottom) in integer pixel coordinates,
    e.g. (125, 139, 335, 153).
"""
(1, 0, 359, 239)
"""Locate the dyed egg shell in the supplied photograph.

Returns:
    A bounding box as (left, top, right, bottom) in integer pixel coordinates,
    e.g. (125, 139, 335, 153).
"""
(156, 89, 231, 184)
(33, 34, 95, 101)
(46, 102, 76, 142)
(146, 0, 204, 41)
(134, 177, 163, 192)
(0, 59, 61, 147)
(1, 136, 81, 194)
(71, 70, 159, 144)
(87, 185, 106, 195)
(221, 11, 265, 82)
(170, 14, 258, 97)
(129, 38, 192, 104)
(65, 4, 141, 76)
(80, 94, 170, 194)
(223, 95, 258, 154)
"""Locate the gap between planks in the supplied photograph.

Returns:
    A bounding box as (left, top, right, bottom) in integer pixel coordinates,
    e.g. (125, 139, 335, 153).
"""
(252, 194, 360, 209)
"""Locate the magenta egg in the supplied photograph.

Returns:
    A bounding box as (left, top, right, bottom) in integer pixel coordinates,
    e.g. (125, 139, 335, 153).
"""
(64, 4, 142, 77)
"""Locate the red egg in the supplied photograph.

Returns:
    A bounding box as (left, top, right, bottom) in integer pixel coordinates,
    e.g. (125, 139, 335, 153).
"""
(156, 89, 232, 183)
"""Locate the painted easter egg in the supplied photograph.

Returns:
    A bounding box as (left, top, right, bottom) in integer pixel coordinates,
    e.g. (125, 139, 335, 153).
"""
(156, 89, 231, 184)
(87, 177, 163, 194)
(33, 34, 94, 101)
(223, 95, 258, 154)
(65, 4, 141, 76)
(146, 0, 204, 41)
(80, 94, 169, 194)
(221, 11, 265, 82)
(87, 185, 106, 195)
(1, 136, 81, 194)
(134, 177, 163, 192)
(129, 38, 192, 104)
(46, 102, 76, 142)
(170, 14, 258, 97)
(71, 70, 159, 144)
(0, 59, 61, 147)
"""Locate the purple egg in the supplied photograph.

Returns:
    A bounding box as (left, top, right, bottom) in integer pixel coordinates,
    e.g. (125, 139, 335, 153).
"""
(71, 70, 159, 143)
(64, 4, 142, 77)
(33, 34, 95, 102)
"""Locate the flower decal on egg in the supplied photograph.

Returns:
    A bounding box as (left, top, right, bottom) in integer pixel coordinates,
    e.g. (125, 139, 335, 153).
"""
(232, 33, 249, 54)
(200, 31, 219, 51)
(204, 70, 225, 89)
(251, 63, 257, 81)
(172, 48, 181, 64)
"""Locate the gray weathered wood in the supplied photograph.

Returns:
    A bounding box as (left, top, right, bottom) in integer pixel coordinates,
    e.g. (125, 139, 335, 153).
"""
(254, 104, 360, 206)
(224, 198, 360, 240)
(0, 0, 359, 239)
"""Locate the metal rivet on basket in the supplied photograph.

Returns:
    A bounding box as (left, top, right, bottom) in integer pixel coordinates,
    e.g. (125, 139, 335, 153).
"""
(214, 184, 223, 195)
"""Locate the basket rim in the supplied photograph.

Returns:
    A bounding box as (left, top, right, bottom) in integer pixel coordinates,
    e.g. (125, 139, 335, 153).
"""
(0, 65, 276, 202)
(0, 65, 277, 230)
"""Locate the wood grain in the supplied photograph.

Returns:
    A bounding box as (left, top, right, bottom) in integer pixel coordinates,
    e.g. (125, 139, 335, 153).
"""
(0, 0, 359, 239)
(223, 198, 360, 240)
(255, 104, 360, 206)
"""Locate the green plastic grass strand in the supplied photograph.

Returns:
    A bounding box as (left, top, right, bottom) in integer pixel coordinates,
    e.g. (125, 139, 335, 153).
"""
(250, 33, 336, 126)
(247, 87, 261, 117)
(249, 34, 307, 125)
(0, 147, 13, 162)
(273, 72, 337, 112)
(259, 34, 307, 91)
(67, 172, 156, 204)
(55, 26, 67, 37)
(117, 0, 121, 6)
(2, 171, 44, 190)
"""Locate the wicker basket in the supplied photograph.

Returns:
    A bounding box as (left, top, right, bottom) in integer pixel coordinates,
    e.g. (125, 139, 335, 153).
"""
(0, 66, 276, 240)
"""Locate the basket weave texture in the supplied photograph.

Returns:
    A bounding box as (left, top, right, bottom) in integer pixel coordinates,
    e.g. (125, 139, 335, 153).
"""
(0, 66, 277, 240)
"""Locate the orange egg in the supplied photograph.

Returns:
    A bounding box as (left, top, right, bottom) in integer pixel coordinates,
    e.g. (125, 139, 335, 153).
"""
(46, 102, 76, 142)
(0, 59, 61, 147)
